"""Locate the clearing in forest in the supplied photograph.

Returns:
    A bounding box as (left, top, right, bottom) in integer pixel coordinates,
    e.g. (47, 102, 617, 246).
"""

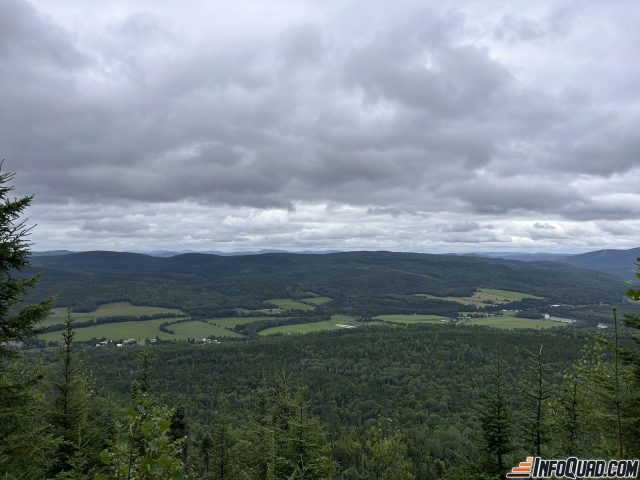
(41, 302, 186, 328)
(266, 298, 316, 311)
(468, 315, 566, 329)
(415, 288, 543, 308)
(373, 314, 450, 324)
(258, 315, 369, 335)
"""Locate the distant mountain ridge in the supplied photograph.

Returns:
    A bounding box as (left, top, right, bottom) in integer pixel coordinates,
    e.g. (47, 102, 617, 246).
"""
(461, 248, 639, 280)
(25, 250, 629, 317)
(560, 247, 640, 280)
(31, 247, 640, 281)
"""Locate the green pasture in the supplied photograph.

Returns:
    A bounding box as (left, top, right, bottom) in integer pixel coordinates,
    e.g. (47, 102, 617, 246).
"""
(300, 296, 332, 305)
(171, 321, 242, 339)
(206, 317, 288, 329)
(42, 302, 185, 328)
(477, 289, 543, 300)
(266, 299, 315, 311)
(416, 288, 543, 308)
(39, 318, 177, 342)
(42, 308, 95, 328)
(373, 314, 450, 325)
(259, 315, 365, 336)
(469, 315, 566, 329)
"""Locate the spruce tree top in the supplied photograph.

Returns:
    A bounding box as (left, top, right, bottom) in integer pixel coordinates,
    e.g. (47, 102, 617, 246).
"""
(0, 166, 52, 358)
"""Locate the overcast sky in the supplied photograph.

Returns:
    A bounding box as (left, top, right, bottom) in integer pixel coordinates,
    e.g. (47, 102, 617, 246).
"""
(3, 0, 640, 253)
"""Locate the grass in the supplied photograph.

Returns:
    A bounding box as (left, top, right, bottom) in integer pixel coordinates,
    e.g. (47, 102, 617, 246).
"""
(373, 314, 450, 325)
(300, 296, 332, 306)
(266, 299, 315, 311)
(42, 303, 185, 328)
(417, 288, 544, 308)
(477, 288, 544, 300)
(205, 317, 289, 329)
(469, 315, 566, 330)
(259, 315, 368, 336)
(39, 318, 178, 342)
(171, 321, 242, 339)
(40, 314, 291, 343)
(41, 308, 95, 328)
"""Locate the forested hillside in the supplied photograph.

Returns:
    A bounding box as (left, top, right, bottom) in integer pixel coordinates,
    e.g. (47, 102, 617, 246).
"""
(21, 319, 640, 479)
(561, 247, 640, 280)
(24, 251, 627, 317)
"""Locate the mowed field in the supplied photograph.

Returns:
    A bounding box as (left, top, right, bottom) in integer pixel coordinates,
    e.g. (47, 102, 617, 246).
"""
(39, 318, 178, 342)
(259, 315, 371, 336)
(416, 288, 543, 308)
(42, 302, 185, 328)
(266, 299, 316, 311)
(478, 288, 543, 300)
(171, 321, 242, 339)
(469, 315, 566, 329)
(40, 313, 300, 343)
(206, 317, 280, 329)
(300, 296, 332, 305)
(39, 302, 188, 342)
(373, 314, 450, 325)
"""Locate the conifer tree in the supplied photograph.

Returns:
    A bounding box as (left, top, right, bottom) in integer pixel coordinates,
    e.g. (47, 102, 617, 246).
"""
(621, 258, 640, 456)
(98, 351, 187, 480)
(521, 345, 552, 456)
(478, 354, 512, 477)
(48, 307, 93, 478)
(574, 322, 633, 458)
(0, 165, 54, 475)
(211, 405, 232, 480)
(199, 434, 212, 477)
(363, 422, 414, 480)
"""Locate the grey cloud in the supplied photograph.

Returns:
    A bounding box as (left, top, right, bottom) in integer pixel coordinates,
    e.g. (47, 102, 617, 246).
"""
(533, 222, 556, 230)
(442, 176, 585, 214)
(344, 28, 511, 118)
(3, 0, 640, 251)
(278, 23, 325, 67)
(438, 221, 482, 233)
(0, 0, 87, 67)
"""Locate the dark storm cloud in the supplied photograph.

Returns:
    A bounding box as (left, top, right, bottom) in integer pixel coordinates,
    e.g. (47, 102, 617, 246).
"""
(3, 0, 640, 250)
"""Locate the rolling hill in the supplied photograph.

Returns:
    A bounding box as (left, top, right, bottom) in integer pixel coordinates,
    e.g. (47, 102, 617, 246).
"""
(23, 251, 629, 318)
(560, 247, 640, 280)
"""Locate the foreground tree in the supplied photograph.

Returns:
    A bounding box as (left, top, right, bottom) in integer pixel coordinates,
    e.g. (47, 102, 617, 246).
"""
(363, 422, 414, 480)
(621, 258, 640, 456)
(478, 354, 513, 478)
(48, 308, 98, 478)
(98, 352, 187, 480)
(0, 166, 54, 475)
(234, 373, 335, 480)
(521, 345, 552, 456)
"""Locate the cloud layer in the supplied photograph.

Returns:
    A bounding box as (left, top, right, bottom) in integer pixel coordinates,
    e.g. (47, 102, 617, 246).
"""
(3, 0, 640, 252)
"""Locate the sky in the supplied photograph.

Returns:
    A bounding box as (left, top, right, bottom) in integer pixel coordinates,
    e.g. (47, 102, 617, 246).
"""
(2, 0, 640, 253)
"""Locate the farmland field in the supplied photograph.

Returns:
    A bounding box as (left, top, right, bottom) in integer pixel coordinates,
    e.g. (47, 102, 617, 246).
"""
(300, 296, 332, 305)
(258, 315, 371, 335)
(39, 318, 178, 342)
(469, 315, 566, 329)
(477, 288, 544, 300)
(205, 317, 278, 329)
(373, 314, 450, 324)
(416, 288, 544, 307)
(42, 302, 185, 328)
(171, 321, 242, 339)
(42, 308, 96, 327)
(266, 298, 316, 311)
